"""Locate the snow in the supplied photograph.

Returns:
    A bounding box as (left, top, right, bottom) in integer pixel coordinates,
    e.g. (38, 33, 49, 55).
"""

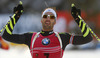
(0, 46, 100, 58)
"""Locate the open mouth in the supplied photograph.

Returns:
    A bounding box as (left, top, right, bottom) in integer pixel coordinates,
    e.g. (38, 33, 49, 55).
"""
(45, 21, 51, 25)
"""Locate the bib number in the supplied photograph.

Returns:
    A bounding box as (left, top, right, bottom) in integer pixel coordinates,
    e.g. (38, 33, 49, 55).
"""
(44, 53, 49, 58)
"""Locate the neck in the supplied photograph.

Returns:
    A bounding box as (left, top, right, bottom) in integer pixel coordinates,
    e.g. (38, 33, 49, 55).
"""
(40, 30, 54, 36)
(42, 28, 53, 31)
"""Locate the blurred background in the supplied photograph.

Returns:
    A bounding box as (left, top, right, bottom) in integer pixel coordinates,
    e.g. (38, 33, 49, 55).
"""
(0, 0, 100, 58)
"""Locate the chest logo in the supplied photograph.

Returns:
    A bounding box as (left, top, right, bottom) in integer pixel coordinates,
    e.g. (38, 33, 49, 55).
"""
(42, 38, 50, 45)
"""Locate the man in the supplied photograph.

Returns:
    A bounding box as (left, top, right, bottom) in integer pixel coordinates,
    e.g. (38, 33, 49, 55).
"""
(2, 2, 93, 58)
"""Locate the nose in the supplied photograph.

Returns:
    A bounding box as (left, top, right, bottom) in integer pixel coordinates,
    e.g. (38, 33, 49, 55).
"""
(47, 15, 50, 20)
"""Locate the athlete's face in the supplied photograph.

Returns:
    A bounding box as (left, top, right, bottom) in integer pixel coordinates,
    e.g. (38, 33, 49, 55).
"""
(41, 12, 56, 31)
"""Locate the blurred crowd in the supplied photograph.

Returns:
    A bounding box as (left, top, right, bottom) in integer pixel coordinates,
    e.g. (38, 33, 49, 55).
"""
(0, 0, 100, 13)
(0, 0, 100, 50)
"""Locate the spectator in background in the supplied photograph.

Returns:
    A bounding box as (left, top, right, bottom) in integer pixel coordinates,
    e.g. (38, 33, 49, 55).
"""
(54, 10, 72, 32)
(0, 36, 9, 50)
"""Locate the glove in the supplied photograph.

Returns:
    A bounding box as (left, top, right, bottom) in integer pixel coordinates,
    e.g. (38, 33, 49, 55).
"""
(13, 1, 23, 15)
(71, 4, 81, 19)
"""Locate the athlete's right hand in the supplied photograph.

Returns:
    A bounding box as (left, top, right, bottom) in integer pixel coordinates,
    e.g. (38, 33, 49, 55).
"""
(13, 1, 24, 14)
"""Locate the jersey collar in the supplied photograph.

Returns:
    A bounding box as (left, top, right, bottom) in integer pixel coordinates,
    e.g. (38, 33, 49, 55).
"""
(40, 30, 54, 36)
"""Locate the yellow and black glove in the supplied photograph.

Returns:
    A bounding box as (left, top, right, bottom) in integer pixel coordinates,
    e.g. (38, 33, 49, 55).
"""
(71, 4, 81, 19)
(13, 1, 24, 15)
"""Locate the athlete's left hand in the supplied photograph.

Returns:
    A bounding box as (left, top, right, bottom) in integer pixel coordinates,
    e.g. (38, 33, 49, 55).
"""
(71, 4, 81, 19)
(13, 1, 24, 14)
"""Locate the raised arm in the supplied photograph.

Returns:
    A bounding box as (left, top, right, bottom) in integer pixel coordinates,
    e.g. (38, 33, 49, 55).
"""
(1, 2, 32, 44)
(70, 4, 93, 45)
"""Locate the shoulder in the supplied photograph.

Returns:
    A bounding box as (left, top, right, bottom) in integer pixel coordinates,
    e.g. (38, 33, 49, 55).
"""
(23, 32, 38, 37)
(24, 32, 38, 34)
(54, 32, 71, 38)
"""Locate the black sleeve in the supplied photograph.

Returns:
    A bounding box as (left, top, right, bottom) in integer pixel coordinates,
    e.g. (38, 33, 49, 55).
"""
(59, 32, 93, 50)
(2, 30, 32, 47)
(71, 17, 93, 45)
(59, 33, 71, 50)
(2, 12, 33, 48)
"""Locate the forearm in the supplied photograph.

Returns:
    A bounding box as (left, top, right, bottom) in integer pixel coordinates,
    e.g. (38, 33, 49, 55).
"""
(70, 16, 93, 45)
(2, 2, 23, 35)
(2, 12, 22, 42)
(2, 14, 32, 44)
(5, 13, 21, 34)
(75, 18, 90, 37)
